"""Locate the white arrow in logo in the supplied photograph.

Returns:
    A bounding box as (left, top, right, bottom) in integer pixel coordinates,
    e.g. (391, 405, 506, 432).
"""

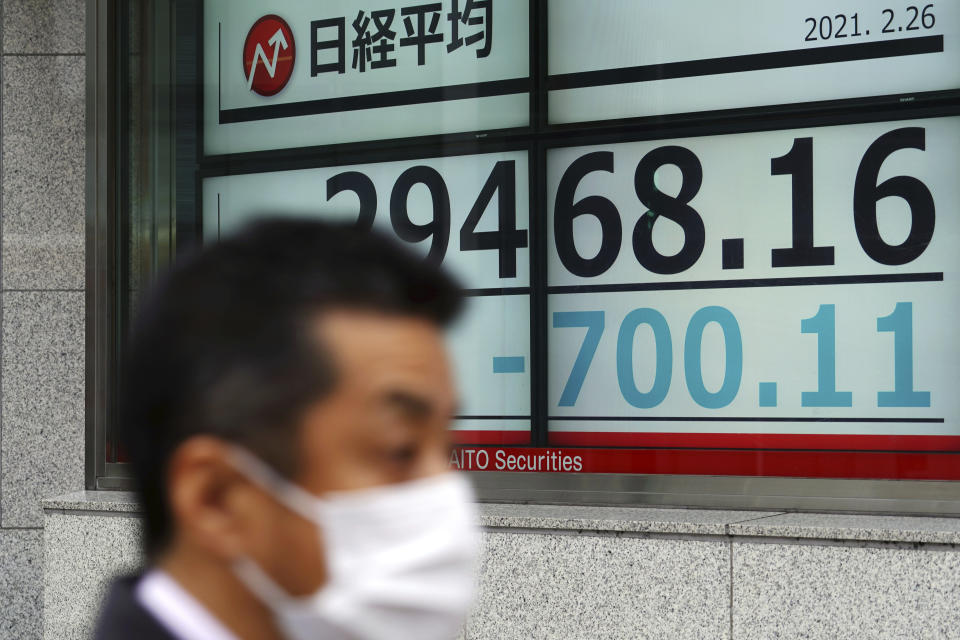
(247, 28, 289, 91)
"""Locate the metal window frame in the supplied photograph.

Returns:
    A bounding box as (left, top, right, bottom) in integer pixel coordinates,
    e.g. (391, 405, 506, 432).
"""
(86, 0, 118, 490)
(87, 0, 182, 490)
(88, 0, 960, 513)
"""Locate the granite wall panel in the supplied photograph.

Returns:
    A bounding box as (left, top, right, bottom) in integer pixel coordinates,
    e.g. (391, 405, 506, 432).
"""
(43, 512, 144, 640)
(0, 528, 43, 640)
(2, 0, 85, 55)
(733, 541, 960, 639)
(1, 291, 84, 528)
(468, 531, 730, 640)
(1, 54, 85, 291)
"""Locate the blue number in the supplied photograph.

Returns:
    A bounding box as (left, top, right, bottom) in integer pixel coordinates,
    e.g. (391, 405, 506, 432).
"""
(801, 304, 852, 407)
(684, 306, 742, 408)
(877, 302, 930, 407)
(616, 308, 672, 408)
(553, 311, 604, 406)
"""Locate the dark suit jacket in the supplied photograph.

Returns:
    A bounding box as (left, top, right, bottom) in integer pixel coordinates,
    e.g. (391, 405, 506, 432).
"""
(93, 576, 176, 640)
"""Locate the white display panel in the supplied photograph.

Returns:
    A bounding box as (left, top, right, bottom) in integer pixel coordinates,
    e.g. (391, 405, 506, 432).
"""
(203, 151, 532, 435)
(546, 116, 960, 437)
(547, 117, 960, 287)
(205, 0, 530, 154)
(448, 295, 531, 430)
(548, 0, 960, 124)
(204, 152, 530, 290)
(549, 287, 957, 433)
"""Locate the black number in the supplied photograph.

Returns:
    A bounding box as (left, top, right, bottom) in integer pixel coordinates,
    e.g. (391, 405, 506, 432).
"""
(459, 161, 528, 278)
(390, 166, 451, 264)
(632, 146, 705, 275)
(906, 5, 920, 29)
(326, 171, 377, 231)
(922, 4, 935, 28)
(882, 9, 896, 32)
(853, 128, 935, 265)
(808, 14, 859, 41)
(771, 138, 835, 267)
(819, 16, 833, 39)
(554, 152, 622, 277)
(835, 14, 848, 37)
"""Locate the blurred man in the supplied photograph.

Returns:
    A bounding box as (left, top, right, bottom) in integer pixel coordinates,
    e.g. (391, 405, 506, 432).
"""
(94, 219, 478, 640)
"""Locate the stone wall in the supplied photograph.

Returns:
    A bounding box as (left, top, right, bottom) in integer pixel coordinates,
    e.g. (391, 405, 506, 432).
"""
(0, 1, 87, 638)
(43, 495, 960, 640)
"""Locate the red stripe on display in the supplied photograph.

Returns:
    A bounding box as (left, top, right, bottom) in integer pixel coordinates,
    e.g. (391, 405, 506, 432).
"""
(451, 430, 530, 445)
(450, 446, 960, 480)
(547, 431, 960, 452)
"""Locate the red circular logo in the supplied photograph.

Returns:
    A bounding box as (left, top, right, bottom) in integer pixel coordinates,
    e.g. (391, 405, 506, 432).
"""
(243, 15, 295, 97)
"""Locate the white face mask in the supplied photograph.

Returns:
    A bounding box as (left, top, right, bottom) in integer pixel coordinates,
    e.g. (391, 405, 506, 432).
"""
(227, 448, 480, 640)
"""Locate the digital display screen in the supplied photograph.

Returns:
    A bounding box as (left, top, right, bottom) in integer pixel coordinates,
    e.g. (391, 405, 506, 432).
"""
(548, 0, 960, 124)
(538, 115, 960, 477)
(204, 0, 530, 154)
(202, 152, 533, 444)
(200, 2, 960, 479)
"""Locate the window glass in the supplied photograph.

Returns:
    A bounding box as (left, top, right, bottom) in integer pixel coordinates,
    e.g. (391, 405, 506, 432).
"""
(102, 0, 960, 500)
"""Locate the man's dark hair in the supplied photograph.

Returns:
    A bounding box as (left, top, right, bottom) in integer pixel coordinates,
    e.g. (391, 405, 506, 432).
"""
(122, 218, 463, 557)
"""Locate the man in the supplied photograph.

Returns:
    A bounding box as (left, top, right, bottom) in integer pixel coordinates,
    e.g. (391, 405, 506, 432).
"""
(94, 219, 479, 640)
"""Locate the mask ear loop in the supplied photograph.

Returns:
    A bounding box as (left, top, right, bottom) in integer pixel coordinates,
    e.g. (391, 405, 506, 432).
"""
(226, 446, 325, 523)
(226, 447, 337, 607)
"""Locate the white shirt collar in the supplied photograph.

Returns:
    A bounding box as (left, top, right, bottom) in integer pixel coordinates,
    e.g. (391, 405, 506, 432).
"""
(135, 569, 241, 640)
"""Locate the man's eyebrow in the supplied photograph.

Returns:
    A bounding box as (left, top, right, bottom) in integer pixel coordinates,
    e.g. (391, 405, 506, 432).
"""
(384, 389, 434, 420)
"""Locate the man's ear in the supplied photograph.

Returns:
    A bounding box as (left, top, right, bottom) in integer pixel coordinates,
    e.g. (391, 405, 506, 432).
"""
(166, 436, 256, 560)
